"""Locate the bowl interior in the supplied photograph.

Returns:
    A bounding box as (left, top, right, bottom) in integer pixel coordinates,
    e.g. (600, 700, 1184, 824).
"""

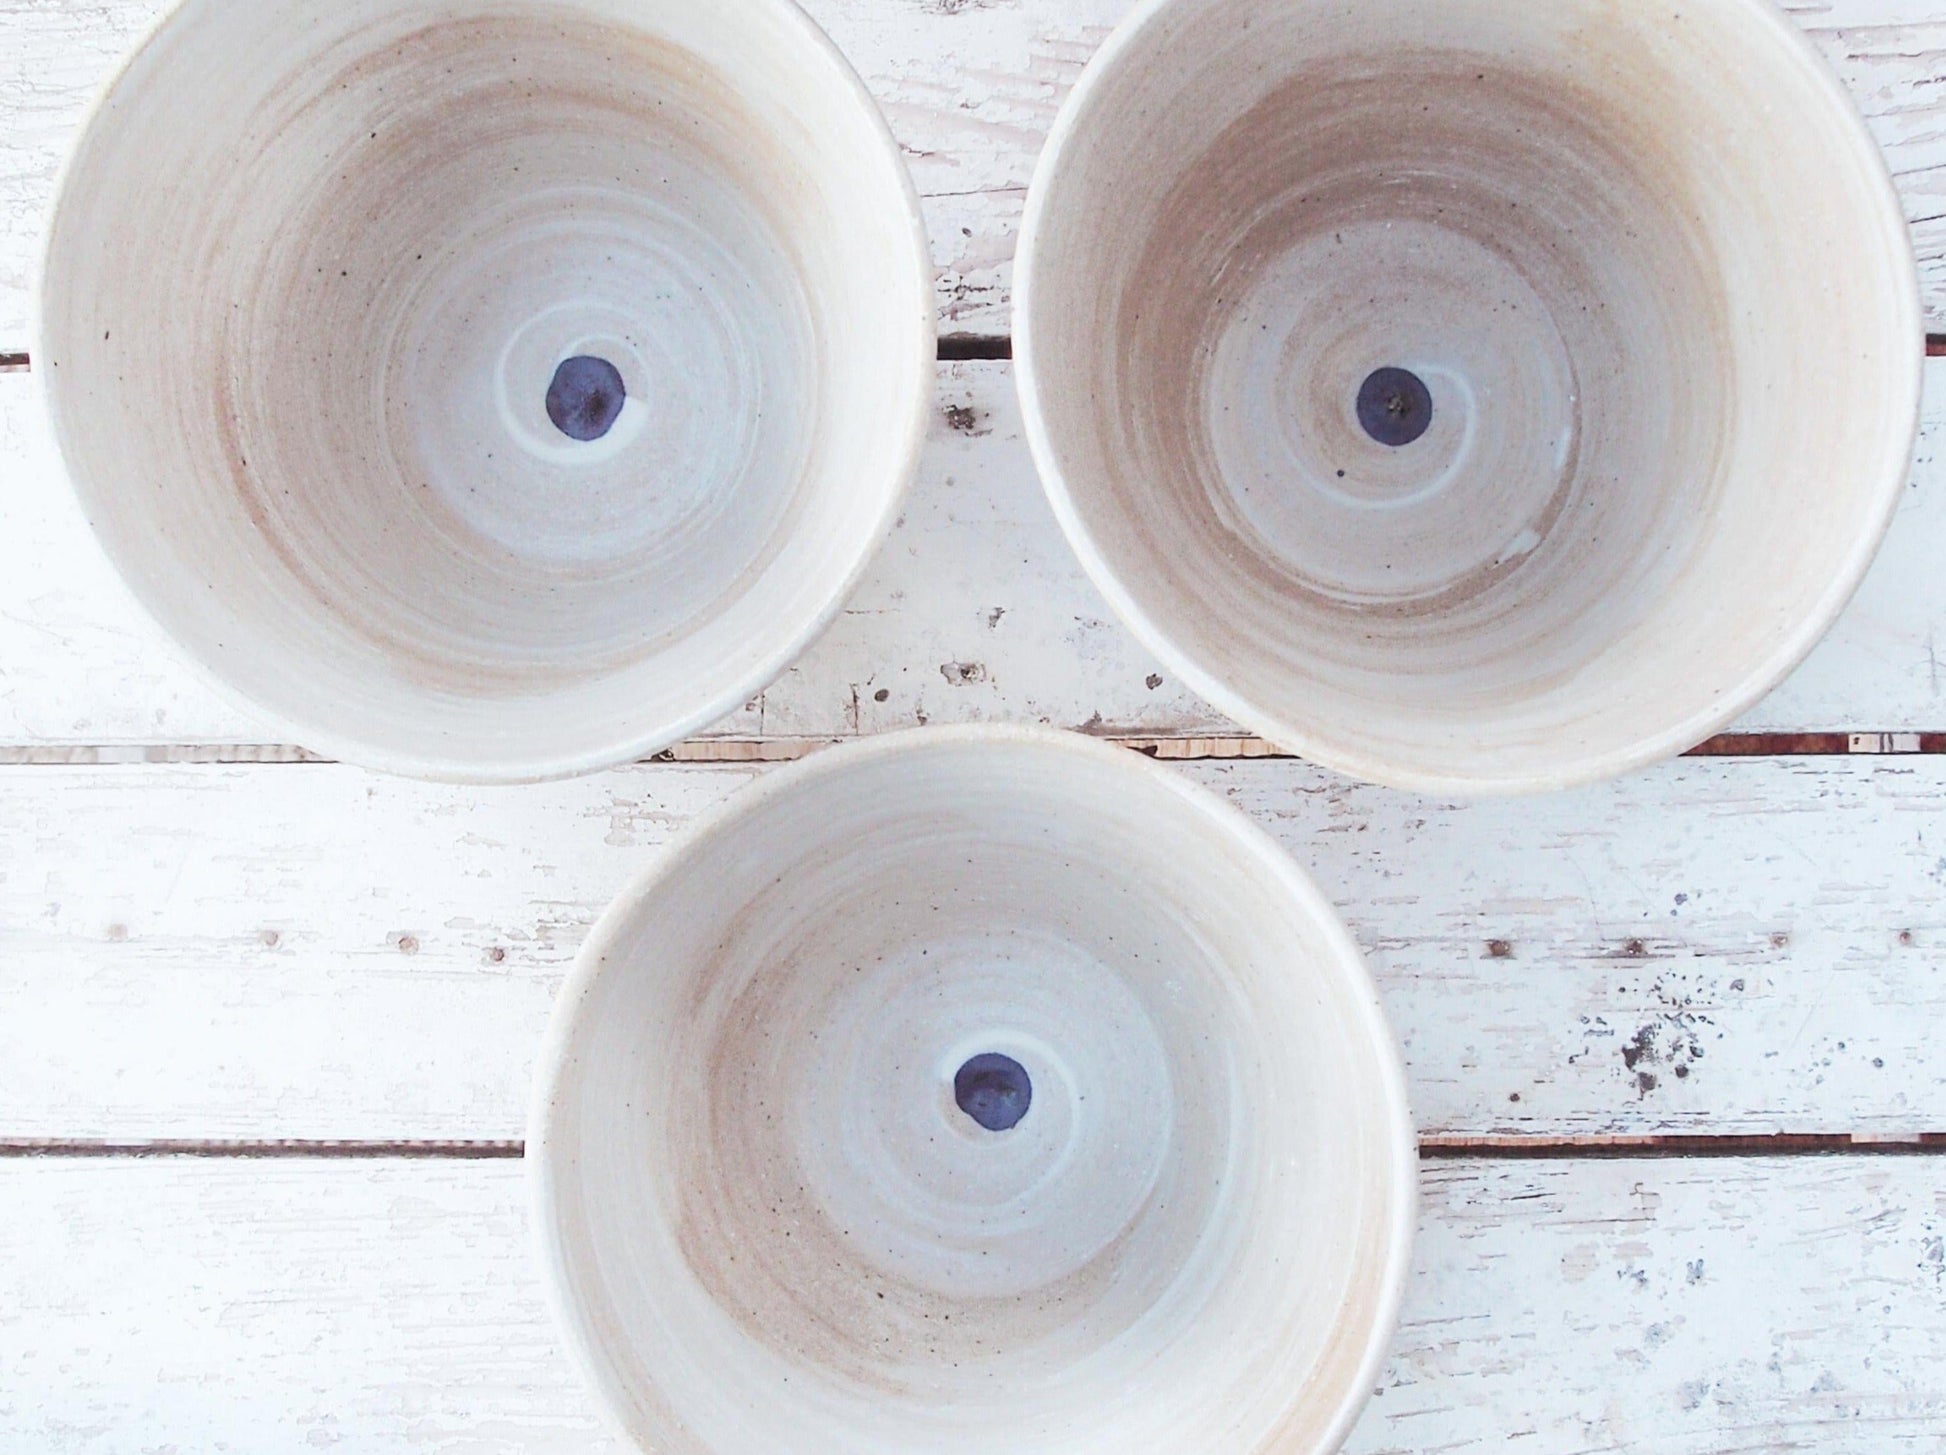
(1021, 0, 1919, 791)
(533, 731, 1413, 1453)
(39, 0, 930, 779)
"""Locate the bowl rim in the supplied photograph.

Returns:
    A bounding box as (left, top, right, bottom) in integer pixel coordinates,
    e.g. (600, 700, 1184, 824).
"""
(1014, 0, 1925, 798)
(32, 0, 936, 786)
(527, 722, 1418, 1453)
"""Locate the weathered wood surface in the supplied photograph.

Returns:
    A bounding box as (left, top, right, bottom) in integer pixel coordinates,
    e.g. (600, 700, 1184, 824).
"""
(4, 361, 1944, 748)
(3, 1155, 1942, 1453)
(3, 0, 1946, 344)
(6, 3, 1946, 1448)
(3, 753, 1942, 1143)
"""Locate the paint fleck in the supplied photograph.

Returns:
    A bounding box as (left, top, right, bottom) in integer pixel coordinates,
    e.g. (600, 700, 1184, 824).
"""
(943, 404, 983, 434)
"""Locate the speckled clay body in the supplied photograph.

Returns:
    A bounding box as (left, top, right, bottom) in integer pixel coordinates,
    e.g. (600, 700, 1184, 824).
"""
(531, 727, 1416, 1455)
(38, 0, 933, 781)
(1017, 0, 1922, 794)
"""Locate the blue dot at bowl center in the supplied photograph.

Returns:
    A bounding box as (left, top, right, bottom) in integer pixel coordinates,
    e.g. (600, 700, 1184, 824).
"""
(1356, 365, 1433, 447)
(954, 1052, 1033, 1132)
(546, 355, 627, 441)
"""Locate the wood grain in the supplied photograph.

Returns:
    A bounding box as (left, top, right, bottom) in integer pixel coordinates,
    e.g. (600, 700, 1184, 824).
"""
(3, 753, 1942, 1143)
(3, 0, 1946, 342)
(4, 361, 1944, 748)
(2, 1155, 1942, 1453)
(2, 4, 1942, 1446)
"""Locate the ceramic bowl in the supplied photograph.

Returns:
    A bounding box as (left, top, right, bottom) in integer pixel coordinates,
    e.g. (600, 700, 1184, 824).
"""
(1017, 0, 1922, 794)
(531, 727, 1415, 1454)
(37, 0, 932, 782)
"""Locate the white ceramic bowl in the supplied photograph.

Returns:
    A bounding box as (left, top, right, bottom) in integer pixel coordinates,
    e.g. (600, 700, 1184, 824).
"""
(37, 0, 932, 782)
(1017, 0, 1922, 795)
(531, 727, 1415, 1454)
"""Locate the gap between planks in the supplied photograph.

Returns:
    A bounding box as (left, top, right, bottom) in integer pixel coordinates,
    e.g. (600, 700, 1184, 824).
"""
(0, 731, 1942, 767)
(0, 334, 1930, 371)
(3, 1134, 1943, 1161)
(6, 344, 1016, 373)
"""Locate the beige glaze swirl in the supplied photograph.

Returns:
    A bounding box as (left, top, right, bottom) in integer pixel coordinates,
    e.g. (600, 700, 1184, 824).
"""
(531, 727, 1415, 1454)
(1017, 0, 1922, 794)
(38, 0, 932, 781)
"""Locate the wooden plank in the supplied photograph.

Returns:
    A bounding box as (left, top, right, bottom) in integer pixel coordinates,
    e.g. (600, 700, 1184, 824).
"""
(2, 1155, 1942, 1452)
(0, 361, 1210, 745)
(1376, 1156, 1946, 1453)
(4, 0, 1946, 342)
(0, 1158, 612, 1453)
(4, 361, 1945, 748)
(0, 364, 259, 744)
(4, 753, 1943, 1142)
(0, 361, 1223, 745)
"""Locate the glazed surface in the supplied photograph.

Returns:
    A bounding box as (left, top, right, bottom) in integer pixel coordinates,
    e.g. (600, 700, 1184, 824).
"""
(38, 0, 931, 779)
(532, 730, 1413, 1453)
(1020, 0, 1921, 791)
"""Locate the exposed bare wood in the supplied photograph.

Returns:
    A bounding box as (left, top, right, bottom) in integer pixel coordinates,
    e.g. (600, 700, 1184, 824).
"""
(1419, 1132, 1946, 1159)
(0, 1139, 525, 1160)
(2, 730, 1941, 767)
(8, 1134, 1946, 1162)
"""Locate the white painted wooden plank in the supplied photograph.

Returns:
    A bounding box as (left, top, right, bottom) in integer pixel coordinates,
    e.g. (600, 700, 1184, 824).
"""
(3, 1155, 1943, 1452)
(0, 360, 1215, 747)
(0, 361, 257, 744)
(0, 0, 167, 351)
(3, 0, 1946, 343)
(1749, 388, 1946, 733)
(1372, 1156, 1946, 1453)
(5, 362, 1945, 748)
(4, 753, 1943, 1142)
(0, 1158, 610, 1454)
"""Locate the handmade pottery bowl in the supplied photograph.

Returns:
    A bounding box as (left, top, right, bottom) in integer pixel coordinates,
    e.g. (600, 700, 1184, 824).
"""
(37, 0, 932, 781)
(531, 727, 1415, 1454)
(1017, 0, 1922, 794)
